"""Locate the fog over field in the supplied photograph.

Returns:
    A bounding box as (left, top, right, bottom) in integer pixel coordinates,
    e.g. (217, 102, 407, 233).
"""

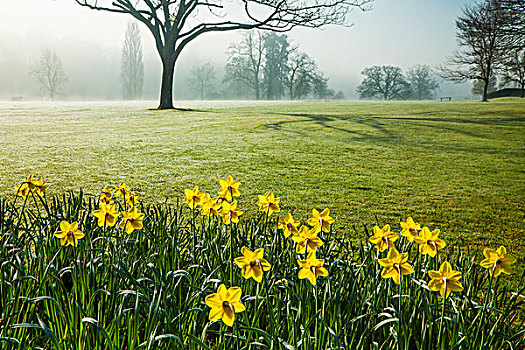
(0, 0, 473, 101)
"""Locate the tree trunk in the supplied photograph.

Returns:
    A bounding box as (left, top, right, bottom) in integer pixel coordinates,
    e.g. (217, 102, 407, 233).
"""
(159, 57, 176, 109)
(255, 76, 260, 100)
(521, 83, 524, 98)
(481, 78, 489, 102)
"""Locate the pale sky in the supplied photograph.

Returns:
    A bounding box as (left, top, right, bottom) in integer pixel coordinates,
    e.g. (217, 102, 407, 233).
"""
(0, 0, 474, 99)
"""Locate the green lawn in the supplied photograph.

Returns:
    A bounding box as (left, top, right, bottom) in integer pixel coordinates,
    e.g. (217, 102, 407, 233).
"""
(1, 99, 524, 261)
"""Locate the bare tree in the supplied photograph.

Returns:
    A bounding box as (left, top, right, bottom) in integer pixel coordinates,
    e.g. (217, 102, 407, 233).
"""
(188, 63, 216, 100)
(75, 0, 373, 109)
(406, 64, 440, 100)
(121, 21, 144, 100)
(224, 31, 265, 100)
(356, 65, 410, 100)
(500, 49, 525, 97)
(439, 1, 518, 102)
(31, 49, 68, 100)
(287, 51, 330, 99)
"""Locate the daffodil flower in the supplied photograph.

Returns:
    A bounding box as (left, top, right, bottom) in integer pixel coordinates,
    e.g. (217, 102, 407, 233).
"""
(369, 224, 398, 252)
(414, 227, 446, 258)
(218, 175, 241, 202)
(307, 208, 334, 234)
(201, 194, 221, 216)
(297, 251, 329, 286)
(114, 182, 130, 198)
(256, 192, 281, 216)
(33, 178, 47, 197)
(378, 247, 414, 285)
(126, 191, 139, 207)
(184, 186, 206, 209)
(400, 217, 421, 242)
(54, 221, 84, 247)
(234, 247, 271, 282)
(205, 284, 246, 327)
(119, 207, 145, 234)
(278, 212, 300, 238)
(480, 246, 516, 277)
(219, 200, 243, 224)
(15, 183, 31, 199)
(428, 261, 464, 299)
(292, 226, 323, 254)
(92, 203, 120, 227)
(100, 186, 113, 202)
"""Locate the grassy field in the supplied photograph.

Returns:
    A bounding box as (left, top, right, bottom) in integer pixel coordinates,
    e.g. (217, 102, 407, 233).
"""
(1, 98, 524, 261)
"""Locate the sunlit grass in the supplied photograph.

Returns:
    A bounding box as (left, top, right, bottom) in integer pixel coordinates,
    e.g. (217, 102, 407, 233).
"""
(0, 98, 524, 266)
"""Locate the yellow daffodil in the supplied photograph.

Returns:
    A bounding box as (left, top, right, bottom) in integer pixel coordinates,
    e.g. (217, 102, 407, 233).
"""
(33, 178, 47, 197)
(205, 284, 246, 327)
(100, 186, 113, 202)
(369, 224, 398, 252)
(184, 186, 206, 209)
(428, 261, 464, 299)
(378, 247, 414, 284)
(15, 183, 31, 199)
(414, 227, 446, 258)
(219, 200, 243, 225)
(307, 208, 334, 234)
(92, 202, 120, 227)
(21, 174, 37, 190)
(126, 191, 139, 207)
(278, 212, 300, 238)
(400, 217, 420, 242)
(480, 246, 516, 277)
(54, 221, 84, 247)
(119, 207, 145, 234)
(292, 226, 324, 254)
(234, 247, 271, 282)
(201, 194, 221, 216)
(114, 182, 130, 198)
(297, 251, 329, 286)
(218, 175, 241, 202)
(256, 192, 281, 216)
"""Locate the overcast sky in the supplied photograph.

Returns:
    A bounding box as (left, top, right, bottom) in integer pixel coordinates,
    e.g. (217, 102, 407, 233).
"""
(0, 0, 474, 100)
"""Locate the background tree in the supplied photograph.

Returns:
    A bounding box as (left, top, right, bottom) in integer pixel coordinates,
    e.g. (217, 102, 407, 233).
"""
(121, 21, 144, 100)
(75, 0, 372, 109)
(188, 63, 216, 100)
(356, 65, 410, 100)
(500, 49, 525, 97)
(224, 32, 264, 100)
(406, 64, 440, 100)
(439, 0, 518, 101)
(263, 33, 290, 100)
(31, 49, 68, 100)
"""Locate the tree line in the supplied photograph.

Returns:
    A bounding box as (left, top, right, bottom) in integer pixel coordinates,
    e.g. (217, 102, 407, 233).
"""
(189, 31, 342, 101)
(356, 65, 440, 100)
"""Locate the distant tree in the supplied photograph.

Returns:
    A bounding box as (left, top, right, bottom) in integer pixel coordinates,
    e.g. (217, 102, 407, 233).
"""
(75, 0, 372, 109)
(287, 52, 317, 99)
(406, 65, 440, 100)
(189, 63, 216, 100)
(500, 49, 525, 97)
(120, 21, 144, 100)
(356, 65, 410, 100)
(31, 49, 68, 100)
(472, 74, 498, 95)
(439, 1, 518, 101)
(224, 32, 265, 100)
(263, 33, 290, 100)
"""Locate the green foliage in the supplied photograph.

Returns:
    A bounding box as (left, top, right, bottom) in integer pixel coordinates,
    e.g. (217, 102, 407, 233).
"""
(0, 190, 524, 349)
